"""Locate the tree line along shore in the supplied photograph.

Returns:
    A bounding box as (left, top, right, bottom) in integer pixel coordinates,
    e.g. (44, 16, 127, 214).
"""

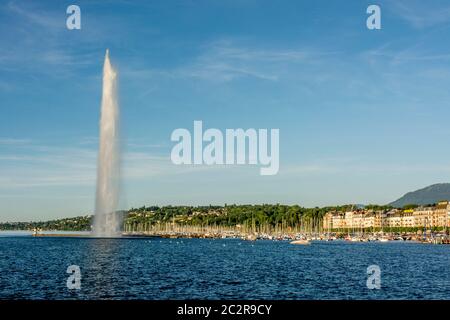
(0, 203, 406, 234)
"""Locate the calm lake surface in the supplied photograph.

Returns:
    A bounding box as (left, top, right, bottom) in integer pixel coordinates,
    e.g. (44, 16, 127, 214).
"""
(1, 235, 450, 299)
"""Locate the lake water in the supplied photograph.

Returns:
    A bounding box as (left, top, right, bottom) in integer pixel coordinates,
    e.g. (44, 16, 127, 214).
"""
(1, 236, 450, 299)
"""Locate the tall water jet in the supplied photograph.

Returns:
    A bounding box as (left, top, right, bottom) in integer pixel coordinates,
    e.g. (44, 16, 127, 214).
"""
(93, 49, 122, 237)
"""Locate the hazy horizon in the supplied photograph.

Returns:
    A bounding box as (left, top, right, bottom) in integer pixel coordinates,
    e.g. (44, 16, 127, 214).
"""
(0, 184, 443, 223)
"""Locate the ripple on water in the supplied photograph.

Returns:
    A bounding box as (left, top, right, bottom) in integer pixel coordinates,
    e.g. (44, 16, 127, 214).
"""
(0, 238, 449, 299)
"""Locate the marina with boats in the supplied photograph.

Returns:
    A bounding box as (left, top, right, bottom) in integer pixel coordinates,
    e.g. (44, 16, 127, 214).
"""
(120, 228, 450, 245)
(20, 201, 450, 245)
(28, 225, 450, 245)
(118, 202, 450, 245)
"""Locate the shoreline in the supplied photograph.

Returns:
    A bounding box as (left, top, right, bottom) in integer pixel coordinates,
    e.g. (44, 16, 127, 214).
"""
(36, 231, 450, 244)
(1, 230, 448, 244)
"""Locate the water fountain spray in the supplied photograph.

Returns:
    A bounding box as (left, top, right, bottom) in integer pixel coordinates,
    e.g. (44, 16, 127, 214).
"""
(93, 49, 122, 237)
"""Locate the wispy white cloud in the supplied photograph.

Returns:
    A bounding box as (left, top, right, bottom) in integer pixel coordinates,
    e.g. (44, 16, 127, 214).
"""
(280, 161, 450, 176)
(201, 40, 324, 62)
(122, 39, 339, 84)
(0, 137, 31, 145)
(179, 62, 279, 82)
(178, 40, 341, 82)
(0, 1, 123, 80)
(6, 1, 62, 29)
(363, 42, 450, 66)
(0, 139, 251, 189)
(390, 0, 450, 29)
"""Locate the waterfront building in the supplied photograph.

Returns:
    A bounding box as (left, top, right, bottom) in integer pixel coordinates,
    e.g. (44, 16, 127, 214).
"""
(330, 212, 346, 229)
(401, 210, 415, 228)
(323, 201, 450, 230)
(414, 206, 435, 228)
(434, 201, 450, 228)
(363, 211, 379, 228)
(385, 210, 403, 228)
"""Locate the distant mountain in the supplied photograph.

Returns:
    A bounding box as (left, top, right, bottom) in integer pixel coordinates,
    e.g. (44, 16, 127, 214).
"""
(389, 183, 450, 208)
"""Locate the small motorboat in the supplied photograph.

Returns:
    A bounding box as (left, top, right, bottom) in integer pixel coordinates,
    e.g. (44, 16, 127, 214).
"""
(290, 239, 310, 245)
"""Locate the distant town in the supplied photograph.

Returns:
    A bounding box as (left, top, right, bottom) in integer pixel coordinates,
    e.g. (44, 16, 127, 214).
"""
(2, 201, 450, 234)
(323, 201, 450, 231)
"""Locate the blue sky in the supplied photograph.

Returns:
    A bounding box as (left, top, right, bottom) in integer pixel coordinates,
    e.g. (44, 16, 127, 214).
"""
(2, 0, 450, 221)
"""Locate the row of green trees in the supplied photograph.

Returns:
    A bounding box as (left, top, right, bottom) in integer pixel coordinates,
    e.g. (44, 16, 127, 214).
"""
(0, 204, 347, 231)
(126, 204, 336, 230)
(1, 203, 427, 232)
(0, 216, 92, 231)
